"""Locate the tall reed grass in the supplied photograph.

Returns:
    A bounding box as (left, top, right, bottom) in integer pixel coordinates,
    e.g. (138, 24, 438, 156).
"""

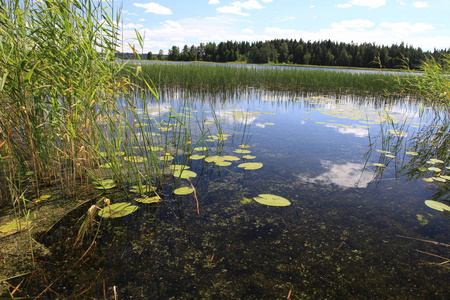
(132, 63, 400, 95)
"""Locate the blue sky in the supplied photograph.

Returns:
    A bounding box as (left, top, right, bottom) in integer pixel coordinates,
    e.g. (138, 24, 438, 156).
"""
(117, 0, 450, 54)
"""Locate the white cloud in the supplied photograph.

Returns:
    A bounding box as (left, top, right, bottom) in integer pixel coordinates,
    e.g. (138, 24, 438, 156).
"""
(217, 5, 250, 16)
(310, 5, 315, 9)
(338, 0, 386, 9)
(217, 0, 264, 16)
(413, 1, 428, 8)
(134, 2, 172, 15)
(208, 0, 220, 4)
(242, 28, 254, 34)
(261, 0, 273, 2)
(123, 23, 144, 29)
(274, 16, 296, 22)
(379, 22, 434, 35)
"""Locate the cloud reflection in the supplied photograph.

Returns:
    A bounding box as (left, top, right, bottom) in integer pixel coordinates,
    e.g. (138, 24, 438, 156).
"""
(297, 160, 374, 189)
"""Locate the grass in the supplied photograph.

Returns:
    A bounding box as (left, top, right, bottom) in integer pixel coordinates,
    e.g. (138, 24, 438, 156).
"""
(131, 63, 401, 95)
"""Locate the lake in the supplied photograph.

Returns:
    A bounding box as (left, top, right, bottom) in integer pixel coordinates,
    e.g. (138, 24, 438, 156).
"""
(35, 88, 449, 298)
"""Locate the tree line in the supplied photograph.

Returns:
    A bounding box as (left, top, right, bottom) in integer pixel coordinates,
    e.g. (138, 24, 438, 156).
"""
(143, 39, 449, 69)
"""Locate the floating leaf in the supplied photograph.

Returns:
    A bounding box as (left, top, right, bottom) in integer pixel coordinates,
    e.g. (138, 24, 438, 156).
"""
(130, 185, 157, 193)
(148, 146, 162, 151)
(422, 177, 434, 182)
(194, 147, 208, 151)
(174, 187, 194, 195)
(253, 194, 291, 207)
(124, 156, 147, 163)
(440, 175, 450, 180)
(428, 167, 442, 172)
(94, 179, 116, 190)
(385, 154, 396, 158)
(189, 154, 205, 160)
(100, 162, 122, 169)
(159, 155, 174, 161)
(418, 167, 428, 172)
(205, 156, 222, 163)
(234, 149, 251, 154)
(172, 169, 197, 179)
(239, 145, 251, 148)
(242, 155, 256, 159)
(216, 161, 232, 167)
(375, 149, 391, 154)
(424, 200, 450, 212)
(98, 202, 138, 218)
(406, 151, 419, 156)
(238, 162, 263, 170)
(372, 163, 386, 167)
(34, 194, 51, 203)
(432, 177, 446, 182)
(265, 123, 275, 125)
(135, 195, 161, 203)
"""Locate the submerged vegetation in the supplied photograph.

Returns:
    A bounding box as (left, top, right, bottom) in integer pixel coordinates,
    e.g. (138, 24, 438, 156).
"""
(1, 0, 450, 298)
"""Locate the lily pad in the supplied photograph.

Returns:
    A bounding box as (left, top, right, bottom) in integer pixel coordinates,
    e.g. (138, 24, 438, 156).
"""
(240, 197, 252, 205)
(34, 194, 51, 203)
(172, 169, 197, 179)
(205, 156, 222, 163)
(428, 167, 442, 172)
(130, 185, 157, 193)
(372, 163, 386, 167)
(174, 187, 194, 195)
(424, 200, 450, 212)
(242, 155, 256, 159)
(0, 219, 32, 234)
(169, 164, 190, 171)
(432, 177, 446, 182)
(234, 149, 251, 154)
(194, 147, 208, 151)
(159, 155, 174, 161)
(94, 179, 116, 190)
(422, 177, 434, 182)
(135, 195, 161, 203)
(189, 154, 206, 160)
(253, 194, 291, 207)
(406, 151, 419, 156)
(98, 202, 138, 218)
(123, 156, 147, 163)
(216, 161, 232, 167)
(238, 162, 263, 170)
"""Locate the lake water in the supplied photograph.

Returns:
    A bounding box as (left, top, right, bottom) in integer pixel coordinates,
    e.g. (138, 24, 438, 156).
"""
(36, 89, 449, 298)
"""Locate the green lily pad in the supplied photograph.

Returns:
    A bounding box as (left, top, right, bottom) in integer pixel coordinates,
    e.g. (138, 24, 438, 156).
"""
(205, 156, 222, 163)
(253, 194, 291, 207)
(375, 149, 391, 154)
(238, 162, 263, 170)
(172, 169, 197, 179)
(174, 187, 194, 195)
(418, 167, 428, 172)
(130, 185, 157, 193)
(385, 154, 396, 158)
(216, 161, 232, 167)
(428, 167, 442, 172)
(159, 155, 174, 161)
(372, 163, 386, 167)
(424, 200, 450, 212)
(148, 146, 163, 151)
(169, 164, 190, 171)
(124, 156, 147, 163)
(34, 194, 51, 203)
(440, 175, 450, 180)
(242, 155, 256, 159)
(94, 179, 117, 190)
(422, 177, 434, 182)
(432, 177, 446, 182)
(100, 162, 122, 169)
(189, 154, 206, 160)
(194, 147, 208, 151)
(406, 151, 419, 156)
(234, 149, 251, 154)
(265, 123, 275, 125)
(135, 195, 161, 203)
(98, 202, 138, 218)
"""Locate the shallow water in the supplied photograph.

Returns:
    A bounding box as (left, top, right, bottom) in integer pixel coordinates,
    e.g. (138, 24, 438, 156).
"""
(29, 90, 450, 298)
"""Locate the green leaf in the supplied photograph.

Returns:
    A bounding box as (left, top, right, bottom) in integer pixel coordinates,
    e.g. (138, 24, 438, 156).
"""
(222, 155, 240, 161)
(424, 200, 450, 212)
(238, 162, 263, 170)
(172, 169, 197, 179)
(194, 147, 208, 151)
(130, 185, 157, 193)
(189, 154, 205, 160)
(94, 179, 116, 190)
(98, 202, 138, 218)
(174, 187, 194, 195)
(135, 195, 161, 203)
(216, 161, 232, 167)
(253, 194, 291, 207)
(234, 149, 251, 154)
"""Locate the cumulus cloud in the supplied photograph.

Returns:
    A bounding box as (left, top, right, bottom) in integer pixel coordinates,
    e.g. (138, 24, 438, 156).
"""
(208, 0, 220, 4)
(331, 19, 375, 29)
(134, 2, 172, 15)
(338, 0, 386, 9)
(413, 1, 428, 8)
(217, 0, 264, 16)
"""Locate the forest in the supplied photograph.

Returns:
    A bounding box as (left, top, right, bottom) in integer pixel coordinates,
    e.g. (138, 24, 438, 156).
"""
(142, 39, 450, 70)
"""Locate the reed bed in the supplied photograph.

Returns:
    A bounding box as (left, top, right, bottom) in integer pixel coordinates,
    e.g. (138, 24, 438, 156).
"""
(134, 63, 400, 95)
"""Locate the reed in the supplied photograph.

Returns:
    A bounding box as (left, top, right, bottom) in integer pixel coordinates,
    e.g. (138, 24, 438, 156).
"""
(132, 63, 400, 95)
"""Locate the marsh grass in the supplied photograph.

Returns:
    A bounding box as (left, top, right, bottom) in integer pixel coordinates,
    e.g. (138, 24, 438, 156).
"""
(133, 63, 400, 95)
